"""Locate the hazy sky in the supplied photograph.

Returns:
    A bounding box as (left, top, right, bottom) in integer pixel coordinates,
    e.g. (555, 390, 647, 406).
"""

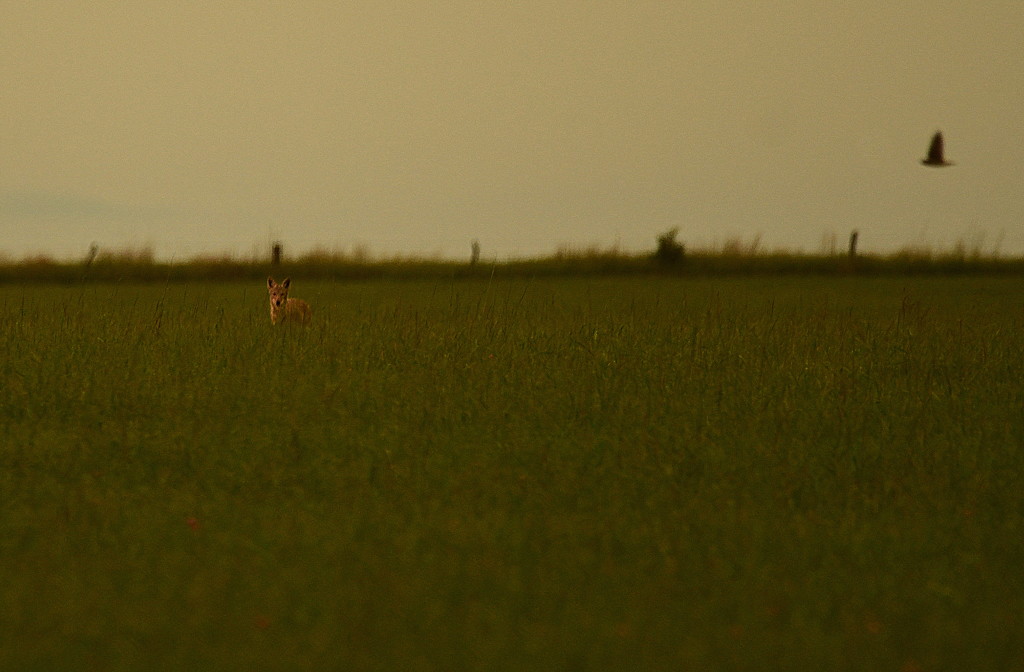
(3, 2, 1022, 260)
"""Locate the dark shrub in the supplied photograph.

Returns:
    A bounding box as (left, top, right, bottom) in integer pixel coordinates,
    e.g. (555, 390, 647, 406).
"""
(654, 228, 685, 265)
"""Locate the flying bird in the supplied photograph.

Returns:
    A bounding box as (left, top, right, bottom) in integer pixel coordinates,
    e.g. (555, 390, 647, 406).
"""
(921, 131, 954, 167)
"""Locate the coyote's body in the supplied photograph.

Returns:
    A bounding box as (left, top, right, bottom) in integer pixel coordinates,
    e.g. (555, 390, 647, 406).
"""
(267, 277, 312, 326)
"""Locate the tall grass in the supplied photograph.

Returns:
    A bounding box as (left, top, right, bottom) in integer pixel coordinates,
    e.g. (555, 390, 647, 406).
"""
(3, 244, 1024, 284)
(1, 277, 1023, 670)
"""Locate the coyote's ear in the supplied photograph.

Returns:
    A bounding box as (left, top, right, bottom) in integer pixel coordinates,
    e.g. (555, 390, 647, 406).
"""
(267, 276, 275, 288)
(282, 278, 291, 288)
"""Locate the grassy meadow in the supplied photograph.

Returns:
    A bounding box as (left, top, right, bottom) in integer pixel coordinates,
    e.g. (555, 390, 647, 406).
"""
(2, 275, 1023, 670)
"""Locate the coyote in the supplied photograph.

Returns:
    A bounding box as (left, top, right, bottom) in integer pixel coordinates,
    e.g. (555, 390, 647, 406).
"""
(267, 277, 312, 326)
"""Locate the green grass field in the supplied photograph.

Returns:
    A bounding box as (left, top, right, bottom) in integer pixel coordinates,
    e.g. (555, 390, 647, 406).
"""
(2, 276, 1023, 671)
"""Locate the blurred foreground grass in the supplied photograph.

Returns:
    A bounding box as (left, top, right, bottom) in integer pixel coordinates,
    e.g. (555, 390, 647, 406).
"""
(1, 276, 1023, 671)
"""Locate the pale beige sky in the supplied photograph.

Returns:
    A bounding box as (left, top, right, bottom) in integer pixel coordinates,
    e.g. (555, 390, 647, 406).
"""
(2, 2, 1022, 260)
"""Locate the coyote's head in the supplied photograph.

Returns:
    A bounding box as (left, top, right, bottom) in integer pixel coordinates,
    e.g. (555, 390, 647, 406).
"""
(268, 276, 291, 309)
